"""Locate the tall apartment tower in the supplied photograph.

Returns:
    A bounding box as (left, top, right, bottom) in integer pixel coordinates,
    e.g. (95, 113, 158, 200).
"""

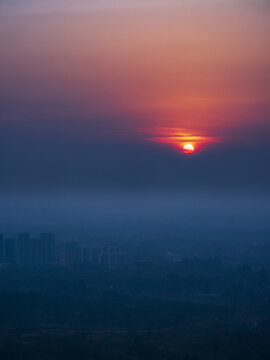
(60, 241, 79, 266)
(0, 234, 3, 262)
(38, 233, 55, 265)
(17, 233, 31, 266)
(4, 238, 16, 263)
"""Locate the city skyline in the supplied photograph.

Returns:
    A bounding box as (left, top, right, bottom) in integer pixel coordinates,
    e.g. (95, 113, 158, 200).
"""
(0, 232, 128, 268)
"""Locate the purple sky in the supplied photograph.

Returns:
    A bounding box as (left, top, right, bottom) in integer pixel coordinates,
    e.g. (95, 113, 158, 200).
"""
(0, 0, 269, 195)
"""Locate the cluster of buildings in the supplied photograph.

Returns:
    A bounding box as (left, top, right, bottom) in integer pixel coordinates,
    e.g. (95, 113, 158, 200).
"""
(0, 233, 128, 268)
(0, 233, 56, 266)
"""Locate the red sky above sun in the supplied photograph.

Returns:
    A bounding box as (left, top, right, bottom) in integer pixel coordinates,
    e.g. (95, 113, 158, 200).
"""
(0, 1, 269, 152)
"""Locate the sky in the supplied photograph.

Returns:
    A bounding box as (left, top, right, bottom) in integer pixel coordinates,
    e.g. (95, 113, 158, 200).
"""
(0, 0, 270, 200)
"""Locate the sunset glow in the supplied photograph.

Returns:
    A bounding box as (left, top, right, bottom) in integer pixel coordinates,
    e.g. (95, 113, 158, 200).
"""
(1, 1, 269, 148)
(147, 127, 219, 154)
(0, 0, 269, 190)
(183, 144, 195, 154)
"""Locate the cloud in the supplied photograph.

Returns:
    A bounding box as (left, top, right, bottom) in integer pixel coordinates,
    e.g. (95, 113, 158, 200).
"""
(1, 0, 269, 16)
(146, 126, 221, 151)
(0, 0, 269, 193)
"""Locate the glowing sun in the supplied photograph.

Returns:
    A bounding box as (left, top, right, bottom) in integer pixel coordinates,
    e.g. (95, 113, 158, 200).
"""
(183, 143, 195, 154)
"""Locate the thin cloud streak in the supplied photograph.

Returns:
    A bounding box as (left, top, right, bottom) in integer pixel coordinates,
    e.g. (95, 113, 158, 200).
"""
(0, 0, 269, 16)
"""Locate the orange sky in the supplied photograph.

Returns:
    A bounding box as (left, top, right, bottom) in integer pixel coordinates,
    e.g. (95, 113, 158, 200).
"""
(0, 1, 269, 149)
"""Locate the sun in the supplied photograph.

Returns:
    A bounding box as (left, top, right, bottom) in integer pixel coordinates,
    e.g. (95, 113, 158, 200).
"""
(183, 143, 195, 154)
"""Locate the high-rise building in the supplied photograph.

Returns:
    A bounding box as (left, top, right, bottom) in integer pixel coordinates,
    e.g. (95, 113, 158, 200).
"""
(109, 252, 127, 267)
(92, 247, 102, 265)
(4, 238, 16, 263)
(60, 241, 79, 266)
(17, 233, 56, 266)
(17, 233, 31, 266)
(0, 234, 4, 263)
(81, 247, 92, 263)
(30, 238, 39, 266)
(38, 233, 55, 265)
(100, 246, 120, 267)
(79, 246, 128, 268)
